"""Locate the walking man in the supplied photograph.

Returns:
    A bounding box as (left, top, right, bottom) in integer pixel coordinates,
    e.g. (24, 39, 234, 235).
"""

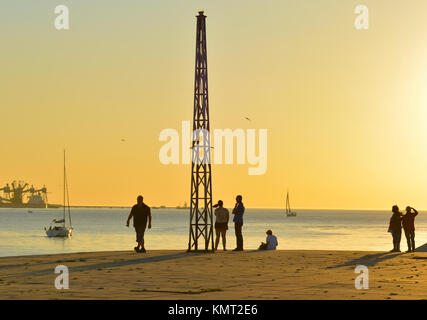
(232, 195, 245, 251)
(402, 206, 418, 253)
(126, 195, 152, 253)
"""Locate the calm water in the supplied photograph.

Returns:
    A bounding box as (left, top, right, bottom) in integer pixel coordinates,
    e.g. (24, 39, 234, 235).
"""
(1, 207, 426, 257)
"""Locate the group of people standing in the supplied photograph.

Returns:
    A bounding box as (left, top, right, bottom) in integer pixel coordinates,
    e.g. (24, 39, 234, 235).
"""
(125, 194, 277, 253)
(213, 195, 245, 251)
(388, 205, 418, 253)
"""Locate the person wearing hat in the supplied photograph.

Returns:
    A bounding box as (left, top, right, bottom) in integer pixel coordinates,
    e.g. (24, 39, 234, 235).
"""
(213, 200, 229, 251)
(402, 206, 418, 253)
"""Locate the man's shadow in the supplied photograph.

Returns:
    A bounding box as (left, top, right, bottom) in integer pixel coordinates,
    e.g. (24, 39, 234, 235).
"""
(327, 251, 404, 269)
(328, 242, 427, 269)
(413, 243, 427, 252)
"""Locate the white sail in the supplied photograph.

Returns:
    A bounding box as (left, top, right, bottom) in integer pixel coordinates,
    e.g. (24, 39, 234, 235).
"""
(285, 191, 297, 217)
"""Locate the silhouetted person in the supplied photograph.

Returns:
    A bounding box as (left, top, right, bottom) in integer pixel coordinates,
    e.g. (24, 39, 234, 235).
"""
(388, 205, 402, 252)
(213, 200, 229, 251)
(126, 195, 151, 253)
(266, 230, 278, 250)
(258, 230, 278, 250)
(232, 195, 245, 251)
(402, 206, 418, 253)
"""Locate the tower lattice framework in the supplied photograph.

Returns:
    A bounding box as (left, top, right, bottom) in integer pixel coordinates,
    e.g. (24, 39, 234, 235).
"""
(188, 11, 214, 252)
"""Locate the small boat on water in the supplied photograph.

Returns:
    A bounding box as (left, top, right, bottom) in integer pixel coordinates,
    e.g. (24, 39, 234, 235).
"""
(45, 219, 72, 237)
(45, 150, 73, 237)
(285, 191, 297, 217)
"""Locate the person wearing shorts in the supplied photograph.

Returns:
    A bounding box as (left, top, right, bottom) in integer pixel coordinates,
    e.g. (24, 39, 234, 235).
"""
(213, 200, 229, 251)
(126, 195, 152, 253)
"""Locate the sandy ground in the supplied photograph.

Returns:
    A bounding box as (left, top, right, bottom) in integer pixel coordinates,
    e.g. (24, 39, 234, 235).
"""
(0, 249, 427, 299)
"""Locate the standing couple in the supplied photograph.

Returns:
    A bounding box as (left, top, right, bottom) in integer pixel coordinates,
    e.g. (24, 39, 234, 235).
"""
(213, 195, 245, 251)
(388, 205, 418, 253)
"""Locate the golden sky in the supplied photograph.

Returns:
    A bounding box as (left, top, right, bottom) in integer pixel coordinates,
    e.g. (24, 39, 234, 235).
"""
(1, 0, 427, 209)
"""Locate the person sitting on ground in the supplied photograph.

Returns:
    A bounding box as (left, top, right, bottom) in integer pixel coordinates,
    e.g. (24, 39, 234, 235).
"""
(258, 230, 278, 250)
(402, 206, 418, 253)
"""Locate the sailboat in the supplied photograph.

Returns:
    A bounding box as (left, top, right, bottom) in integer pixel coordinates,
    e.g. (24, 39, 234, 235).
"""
(285, 191, 296, 217)
(45, 150, 73, 237)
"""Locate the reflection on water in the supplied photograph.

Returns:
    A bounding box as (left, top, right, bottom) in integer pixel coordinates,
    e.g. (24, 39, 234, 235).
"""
(0, 207, 427, 257)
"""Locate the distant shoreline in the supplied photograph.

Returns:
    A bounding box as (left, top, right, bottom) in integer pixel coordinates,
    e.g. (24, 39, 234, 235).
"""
(43, 206, 416, 212)
(68, 205, 189, 210)
(0, 206, 416, 211)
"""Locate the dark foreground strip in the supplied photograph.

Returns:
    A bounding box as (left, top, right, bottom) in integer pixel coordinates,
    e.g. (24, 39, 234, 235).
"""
(0, 300, 423, 319)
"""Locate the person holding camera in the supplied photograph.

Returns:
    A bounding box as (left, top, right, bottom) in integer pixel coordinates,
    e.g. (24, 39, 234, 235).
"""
(402, 206, 418, 253)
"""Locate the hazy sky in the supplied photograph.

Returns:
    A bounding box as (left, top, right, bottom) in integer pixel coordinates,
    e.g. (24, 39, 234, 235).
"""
(1, 1, 427, 209)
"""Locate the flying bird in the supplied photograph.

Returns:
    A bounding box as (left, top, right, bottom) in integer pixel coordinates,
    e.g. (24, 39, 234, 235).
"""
(245, 117, 251, 121)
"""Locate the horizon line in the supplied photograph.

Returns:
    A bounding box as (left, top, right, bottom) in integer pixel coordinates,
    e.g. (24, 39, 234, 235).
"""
(38, 205, 420, 212)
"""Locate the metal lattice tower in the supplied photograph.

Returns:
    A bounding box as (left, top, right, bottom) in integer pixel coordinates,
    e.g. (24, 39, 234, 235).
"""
(188, 11, 214, 252)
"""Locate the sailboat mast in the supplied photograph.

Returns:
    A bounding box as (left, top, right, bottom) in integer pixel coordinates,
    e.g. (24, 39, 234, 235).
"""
(63, 150, 66, 227)
(285, 191, 292, 215)
(62, 149, 72, 228)
(66, 169, 72, 227)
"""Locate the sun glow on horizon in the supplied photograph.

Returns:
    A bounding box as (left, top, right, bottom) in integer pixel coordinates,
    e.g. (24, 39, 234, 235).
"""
(1, 1, 427, 210)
